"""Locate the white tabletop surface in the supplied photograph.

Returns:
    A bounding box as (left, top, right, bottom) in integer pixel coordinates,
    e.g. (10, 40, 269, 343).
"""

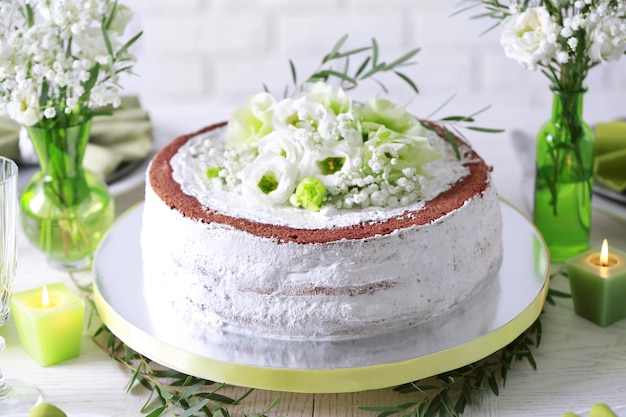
(2, 102, 626, 417)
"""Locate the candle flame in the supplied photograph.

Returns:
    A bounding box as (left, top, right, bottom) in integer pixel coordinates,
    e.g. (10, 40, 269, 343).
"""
(600, 239, 610, 267)
(41, 285, 50, 308)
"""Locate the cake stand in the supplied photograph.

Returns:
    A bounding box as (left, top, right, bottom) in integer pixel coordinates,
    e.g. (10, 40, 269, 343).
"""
(93, 200, 549, 394)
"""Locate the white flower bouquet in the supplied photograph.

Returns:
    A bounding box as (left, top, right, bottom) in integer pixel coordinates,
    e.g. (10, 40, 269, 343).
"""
(464, 0, 626, 260)
(0, 0, 142, 128)
(470, 0, 626, 91)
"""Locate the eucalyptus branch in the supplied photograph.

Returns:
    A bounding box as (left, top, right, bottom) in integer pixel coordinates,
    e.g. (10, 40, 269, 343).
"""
(359, 317, 543, 417)
(423, 96, 505, 158)
(270, 34, 421, 98)
(91, 325, 270, 417)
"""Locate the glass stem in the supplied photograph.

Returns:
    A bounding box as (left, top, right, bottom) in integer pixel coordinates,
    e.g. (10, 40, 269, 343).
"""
(0, 336, 12, 400)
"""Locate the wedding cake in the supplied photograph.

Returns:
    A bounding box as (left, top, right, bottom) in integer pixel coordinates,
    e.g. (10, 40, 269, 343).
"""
(140, 82, 503, 339)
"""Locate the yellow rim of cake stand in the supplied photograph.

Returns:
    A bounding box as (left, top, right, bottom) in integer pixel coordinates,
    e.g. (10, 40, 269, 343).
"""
(94, 282, 547, 393)
(93, 198, 549, 394)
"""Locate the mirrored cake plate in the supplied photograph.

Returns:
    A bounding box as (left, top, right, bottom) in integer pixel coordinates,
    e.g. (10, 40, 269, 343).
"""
(93, 199, 549, 394)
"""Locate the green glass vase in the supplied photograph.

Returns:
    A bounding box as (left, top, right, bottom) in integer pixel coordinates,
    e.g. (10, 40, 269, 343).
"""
(533, 88, 595, 263)
(20, 120, 115, 271)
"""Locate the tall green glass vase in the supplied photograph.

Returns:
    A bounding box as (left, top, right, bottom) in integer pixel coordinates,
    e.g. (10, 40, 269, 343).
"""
(20, 120, 115, 271)
(533, 88, 595, 263)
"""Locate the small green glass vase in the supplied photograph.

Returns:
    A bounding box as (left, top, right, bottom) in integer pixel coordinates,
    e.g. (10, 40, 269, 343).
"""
(20, 120, 115, 271)
(533, 88, 595, 263)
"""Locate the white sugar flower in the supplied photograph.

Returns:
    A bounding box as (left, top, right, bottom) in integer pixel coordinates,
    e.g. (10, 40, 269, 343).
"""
(241, 152, 298, 206)
(499, 6, 560, 70)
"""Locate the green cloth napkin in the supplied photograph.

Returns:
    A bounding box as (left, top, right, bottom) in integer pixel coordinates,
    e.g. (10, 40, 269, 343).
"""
(0, 95, 153, 180)
(594, 121, 626, 193)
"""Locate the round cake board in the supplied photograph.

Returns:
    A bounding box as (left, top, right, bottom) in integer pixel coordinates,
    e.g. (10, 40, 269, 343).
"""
(93, 199, 549, 394)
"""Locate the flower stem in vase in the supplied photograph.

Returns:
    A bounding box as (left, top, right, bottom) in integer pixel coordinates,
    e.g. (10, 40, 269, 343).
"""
(20, 121, 115, 271)
(533, 88, 595, 263)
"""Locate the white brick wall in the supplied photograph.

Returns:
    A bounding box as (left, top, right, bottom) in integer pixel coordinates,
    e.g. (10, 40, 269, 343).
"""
(121, 0, 626, 133)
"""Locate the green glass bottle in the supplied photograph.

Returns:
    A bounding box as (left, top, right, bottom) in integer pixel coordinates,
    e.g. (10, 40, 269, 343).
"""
(533, 88, 595, 263)
(20, 120, 115, 271)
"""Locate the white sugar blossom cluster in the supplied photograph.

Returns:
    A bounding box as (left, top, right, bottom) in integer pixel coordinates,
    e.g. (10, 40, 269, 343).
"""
(196, 82, 445, 211)
(497, 1, 626, 83)
(0, 0, 141, 127)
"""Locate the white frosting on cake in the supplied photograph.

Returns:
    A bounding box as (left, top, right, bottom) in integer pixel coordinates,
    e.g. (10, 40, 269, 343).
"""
(141, 128, 503, 340)
(170, 127, 471, 229)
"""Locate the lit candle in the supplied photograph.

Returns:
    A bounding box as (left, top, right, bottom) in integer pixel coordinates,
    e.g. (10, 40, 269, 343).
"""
(10, 282, 85, 366)
(565, 239, 626, 327)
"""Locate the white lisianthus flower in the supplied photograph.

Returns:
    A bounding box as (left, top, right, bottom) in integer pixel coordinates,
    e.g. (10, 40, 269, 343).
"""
(303, 82, 352, 115)
(241, 152, 298, 206)
(587, 16, 626, 63)
(74, 27, 116, 61)
(299, 138, 363, 189)
(257, 131, 304, 165)
(224, 92, 276, 150)
(108, 4, 133, 36)
(7, 90, 41, 126)
(499, 7, 560, 70)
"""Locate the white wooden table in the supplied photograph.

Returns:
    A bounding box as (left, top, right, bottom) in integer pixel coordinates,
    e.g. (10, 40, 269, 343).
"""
(3, 103, 626, 417)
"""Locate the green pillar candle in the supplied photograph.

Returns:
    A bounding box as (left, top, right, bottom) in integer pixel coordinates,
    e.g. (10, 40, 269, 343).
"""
(565, 240, 626, 327)
(11, 282, 85, 366)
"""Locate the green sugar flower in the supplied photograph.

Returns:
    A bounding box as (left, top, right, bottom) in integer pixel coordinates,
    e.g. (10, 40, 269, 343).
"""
(290, 177, 328, 212)
(224, 92, 275, 150)
(358, 97, 425, 136)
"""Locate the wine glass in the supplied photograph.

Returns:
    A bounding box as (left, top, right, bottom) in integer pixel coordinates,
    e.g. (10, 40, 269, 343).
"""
(0, 156, 42, 412)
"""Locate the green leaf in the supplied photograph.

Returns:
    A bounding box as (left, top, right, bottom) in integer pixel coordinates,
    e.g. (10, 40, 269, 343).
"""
(465, 126, 505, 133)
(178, 399, 211, 417)
(308, 69, 357, 86)
(372, 38, 379, 66)
(232, 387, 255, 405)
(331, 46, 372, 60)
(354, 56, 372, 78)
(25, 4, 35, 27)
(104, 0, 118, 30)
(289, 59, 297, 87)
(144, 406, 166, 417)
(323, 33, 349, 63)
(384, 47, 420, 70)
(394, 71, 419, 94)
(441, 115, 475, 122)
(359, 62, 386, 80)
(442, 126, 461, 159)
(116, 31, 144, 60)
(101, 24, 114, 57)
